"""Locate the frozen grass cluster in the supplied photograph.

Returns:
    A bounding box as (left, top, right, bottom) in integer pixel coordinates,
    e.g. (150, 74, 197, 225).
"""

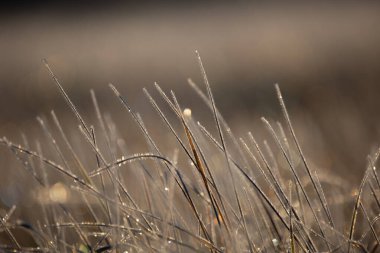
(0, 54, 380, 253)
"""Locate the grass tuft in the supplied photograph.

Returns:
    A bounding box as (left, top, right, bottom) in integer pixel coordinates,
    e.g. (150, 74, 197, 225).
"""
(0, 55, 379, 252)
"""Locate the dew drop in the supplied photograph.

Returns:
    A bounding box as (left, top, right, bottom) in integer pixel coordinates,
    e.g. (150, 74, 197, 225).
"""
(183, 108, 192, 117)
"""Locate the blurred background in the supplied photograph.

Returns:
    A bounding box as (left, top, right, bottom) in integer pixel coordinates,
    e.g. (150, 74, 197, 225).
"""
(1, 0, 380, 185)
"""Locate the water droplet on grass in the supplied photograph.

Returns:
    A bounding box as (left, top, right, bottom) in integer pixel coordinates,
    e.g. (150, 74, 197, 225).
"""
(183, 108, 192, 117)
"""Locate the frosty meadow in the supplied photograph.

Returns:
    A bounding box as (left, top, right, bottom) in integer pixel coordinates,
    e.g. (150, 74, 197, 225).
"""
(0, 53, 379, 253)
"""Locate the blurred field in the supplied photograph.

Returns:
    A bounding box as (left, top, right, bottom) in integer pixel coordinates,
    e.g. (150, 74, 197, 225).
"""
(1, 1, 380, 183)
(2, 2, 380, 251)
